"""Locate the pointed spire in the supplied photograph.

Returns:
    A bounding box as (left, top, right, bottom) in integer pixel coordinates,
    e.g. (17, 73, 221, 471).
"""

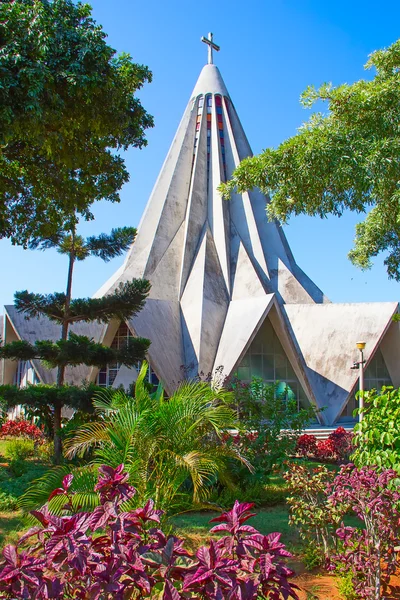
(97, 58, 328, 391)
(191, 64, 229, 98)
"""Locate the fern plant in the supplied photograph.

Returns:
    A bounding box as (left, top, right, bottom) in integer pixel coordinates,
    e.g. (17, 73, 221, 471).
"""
(20, 363, 249, 516)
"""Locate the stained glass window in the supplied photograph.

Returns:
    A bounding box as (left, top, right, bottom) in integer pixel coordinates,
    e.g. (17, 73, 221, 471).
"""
(215, 95, 227, 180)
(192, 95, 204, 169)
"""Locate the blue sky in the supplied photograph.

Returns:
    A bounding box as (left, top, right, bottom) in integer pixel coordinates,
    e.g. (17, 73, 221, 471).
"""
(1, 0, 400, 307)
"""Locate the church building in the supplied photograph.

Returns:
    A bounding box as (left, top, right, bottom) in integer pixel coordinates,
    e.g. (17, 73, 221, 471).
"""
(1, 35, 399, 425)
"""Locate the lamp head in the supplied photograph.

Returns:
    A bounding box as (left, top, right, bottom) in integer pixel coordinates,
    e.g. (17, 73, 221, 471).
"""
(356, 341, 366, 350)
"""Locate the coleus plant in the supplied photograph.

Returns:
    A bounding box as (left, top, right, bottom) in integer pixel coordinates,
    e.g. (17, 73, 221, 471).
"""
(0, 419, 44, 441)
(0, 465, 299, 599)
(327, 464, 400, 600)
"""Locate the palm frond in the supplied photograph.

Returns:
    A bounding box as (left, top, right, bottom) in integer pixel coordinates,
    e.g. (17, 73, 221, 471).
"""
(64, 421, 109, 458)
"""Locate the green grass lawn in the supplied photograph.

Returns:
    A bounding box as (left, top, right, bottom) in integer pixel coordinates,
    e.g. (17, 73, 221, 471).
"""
(172, 505, 302, 554)
(0, 438, 52, 546)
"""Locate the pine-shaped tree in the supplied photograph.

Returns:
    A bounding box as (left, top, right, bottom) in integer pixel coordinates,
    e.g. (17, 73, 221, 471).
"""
(0, 225, 150, 463)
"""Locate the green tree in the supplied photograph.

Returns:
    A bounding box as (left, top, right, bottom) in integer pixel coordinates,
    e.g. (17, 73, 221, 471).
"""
(0, 0, 153, 245)
(0, 227, 151, 463)
(19, 362, 249, 516)
(222, 39, 400, 280)
(0, 383, 104, 438)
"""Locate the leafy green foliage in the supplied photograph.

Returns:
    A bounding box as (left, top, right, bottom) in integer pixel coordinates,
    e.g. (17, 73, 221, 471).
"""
(0, 0, 153, 245)
(20, 363, 248, 516)
(352, 386, 400, 472)
(222, 39, 400, 280)
(284, 463, 342, 560)
(1, 462, 50, 500)
(13, 279, 150, 324)
(0, 331, 150, 368)
(0, 384, 103, 438)
(30, 227, 137, 262)
(0, 492, 18, 512)
(1, 229, 150, 463)
(337, 572, 358, 600)
(4, 440, 34, 463)
(225, 377, 315, 486)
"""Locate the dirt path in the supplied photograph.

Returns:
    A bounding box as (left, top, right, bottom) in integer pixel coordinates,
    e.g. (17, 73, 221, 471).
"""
(292, 566, 400, 599)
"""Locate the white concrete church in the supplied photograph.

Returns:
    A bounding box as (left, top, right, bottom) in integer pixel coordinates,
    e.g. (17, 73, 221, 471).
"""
(1, 36, 400, 425)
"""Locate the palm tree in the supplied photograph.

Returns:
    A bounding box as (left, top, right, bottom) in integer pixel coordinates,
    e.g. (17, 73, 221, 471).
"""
(20, 363, 249, 515)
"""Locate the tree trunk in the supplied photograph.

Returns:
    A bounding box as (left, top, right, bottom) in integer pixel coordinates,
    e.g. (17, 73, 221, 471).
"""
(54, 235, 75, 464)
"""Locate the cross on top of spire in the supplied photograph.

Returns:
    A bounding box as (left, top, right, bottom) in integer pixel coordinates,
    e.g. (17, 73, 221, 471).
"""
(201, 32, 220, 65)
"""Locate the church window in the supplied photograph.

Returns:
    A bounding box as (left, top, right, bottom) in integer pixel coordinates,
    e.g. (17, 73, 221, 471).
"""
(97, 322, 134, 388)
(339, 348, 393, 420)
(14, 361, 40, 387)
(97, 322, 160, 390)
(215, 94, 227, 180)
(14, 360, 27, 387)
(236, 317, 310, 411)
(192, 95, 204, 169)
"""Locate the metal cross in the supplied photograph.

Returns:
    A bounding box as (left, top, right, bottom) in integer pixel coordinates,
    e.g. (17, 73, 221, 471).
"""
(201, 32, 220, 65)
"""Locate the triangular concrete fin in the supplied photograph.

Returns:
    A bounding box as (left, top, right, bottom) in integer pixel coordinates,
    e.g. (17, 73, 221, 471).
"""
(199, 230, 229, 375)
(149, 221, 186, 301)
(213, 294, 275, 378)
(230, 235, 265, 300)
(112, 364, 139, 389)
(96, 97, 198, 296)
(129, 299, 185, 395)
(180, 230, 207, 367)
(277, 258, 315, 304)
(179, 106, 208, 296)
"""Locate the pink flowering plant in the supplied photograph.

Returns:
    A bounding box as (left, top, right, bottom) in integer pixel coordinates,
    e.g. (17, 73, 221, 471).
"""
(0, 464, 299, 599)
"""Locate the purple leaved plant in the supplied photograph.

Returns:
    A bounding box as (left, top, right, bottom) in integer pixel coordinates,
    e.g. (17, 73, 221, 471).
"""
(0, 465, 299, 599)
(328, 464, 400, 600)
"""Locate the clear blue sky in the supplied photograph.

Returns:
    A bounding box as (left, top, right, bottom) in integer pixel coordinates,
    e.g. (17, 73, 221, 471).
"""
(1, 0, 400, 308)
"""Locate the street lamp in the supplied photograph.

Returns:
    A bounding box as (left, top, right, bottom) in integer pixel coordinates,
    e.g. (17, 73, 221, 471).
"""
(353, 341, 366, 421)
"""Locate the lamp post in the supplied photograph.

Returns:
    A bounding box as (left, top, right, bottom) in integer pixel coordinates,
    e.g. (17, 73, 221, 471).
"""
(356, 341, 366, 421)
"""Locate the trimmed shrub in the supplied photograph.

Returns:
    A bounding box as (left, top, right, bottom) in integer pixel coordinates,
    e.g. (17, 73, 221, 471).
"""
(4, 439, 34, 462)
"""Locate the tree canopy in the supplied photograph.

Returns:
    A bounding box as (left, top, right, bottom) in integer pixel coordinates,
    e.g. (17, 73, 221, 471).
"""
(0, 0, 153, 245)
(222, 39, 400, 281)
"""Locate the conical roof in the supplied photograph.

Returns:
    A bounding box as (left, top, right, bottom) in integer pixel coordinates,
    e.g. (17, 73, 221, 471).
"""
(96, 61, 328, 389)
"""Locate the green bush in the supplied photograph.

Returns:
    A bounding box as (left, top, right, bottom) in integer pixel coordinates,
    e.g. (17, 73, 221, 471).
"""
(0, 462, 50, 499)
(35, 440, 54, 463)
(21, 363, 245, 516)
(5, 439, 34, 462)
(211, 480, 288, 508)
(337, 572, 358, 600)
(0, 491, 18, 511)
(352, 386, 400, 472)
(9, 458, 29, 477)
(303, 544, 324, 570)
(224, 376, 315, 486)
